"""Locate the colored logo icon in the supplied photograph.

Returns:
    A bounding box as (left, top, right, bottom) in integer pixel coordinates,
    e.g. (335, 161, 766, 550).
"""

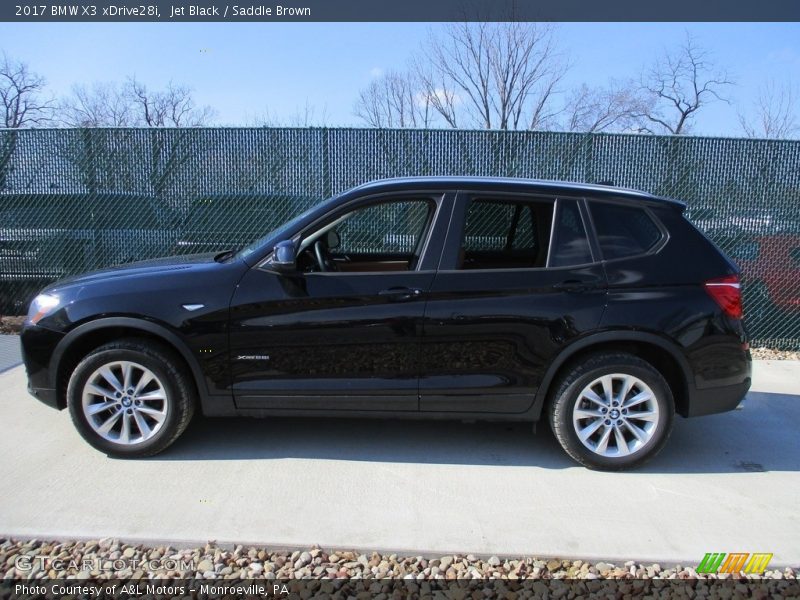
(697, 553, 773, 574)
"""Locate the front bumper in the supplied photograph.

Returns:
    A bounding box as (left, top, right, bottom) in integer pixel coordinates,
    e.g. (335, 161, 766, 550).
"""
(20, 323, 66, 410)
(27, 383, 60, 409)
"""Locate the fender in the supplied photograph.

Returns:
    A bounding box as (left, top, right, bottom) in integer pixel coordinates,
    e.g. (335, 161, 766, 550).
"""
(529, 329, 694, 420)
(50, 316, 209, 400)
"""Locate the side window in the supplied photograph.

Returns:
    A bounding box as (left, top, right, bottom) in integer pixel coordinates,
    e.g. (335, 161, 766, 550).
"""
(460, 198, 553, 269)
(590, 202, 663, 260)
(512, 205, 535, 250)
(463, 201, 516, 252)
(335, 200, 431, 254)
(549, 200, 593, 267)
(297, 198, 434, 273)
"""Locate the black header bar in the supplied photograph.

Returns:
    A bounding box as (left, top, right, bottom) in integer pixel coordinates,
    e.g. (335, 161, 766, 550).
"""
(3, 0, 800, 22)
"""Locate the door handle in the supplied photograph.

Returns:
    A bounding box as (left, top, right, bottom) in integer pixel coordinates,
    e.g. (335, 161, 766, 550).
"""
(378, 287, 422, 301)
(553, 280, 593, 292)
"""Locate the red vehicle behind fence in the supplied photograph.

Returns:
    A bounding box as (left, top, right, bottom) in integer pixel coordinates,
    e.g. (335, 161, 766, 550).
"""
(731, 234, 800, 333)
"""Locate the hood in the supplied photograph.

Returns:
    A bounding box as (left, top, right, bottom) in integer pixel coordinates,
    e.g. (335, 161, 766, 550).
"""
(45, 252, 223, 291)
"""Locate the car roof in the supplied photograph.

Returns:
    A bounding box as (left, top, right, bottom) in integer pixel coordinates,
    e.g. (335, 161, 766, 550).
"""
(347, 177, 686, 210)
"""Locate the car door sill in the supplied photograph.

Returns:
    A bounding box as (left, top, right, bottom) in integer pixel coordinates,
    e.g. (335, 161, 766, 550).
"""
(419, 393, 534, 413)
(230, 407, 537, 421)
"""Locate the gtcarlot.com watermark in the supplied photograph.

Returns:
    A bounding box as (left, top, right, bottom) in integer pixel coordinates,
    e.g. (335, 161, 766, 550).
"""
(14, 554, 195, 573)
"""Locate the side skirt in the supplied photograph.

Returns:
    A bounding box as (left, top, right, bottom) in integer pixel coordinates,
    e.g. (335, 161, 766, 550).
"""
(199, 394, 541, 422)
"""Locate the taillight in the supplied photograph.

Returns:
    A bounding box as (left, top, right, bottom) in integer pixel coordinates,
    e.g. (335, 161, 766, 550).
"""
(705, 275, 743, 319)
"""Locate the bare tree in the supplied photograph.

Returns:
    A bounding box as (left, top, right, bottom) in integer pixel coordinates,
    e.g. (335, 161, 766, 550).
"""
(127, 78, 216, 127)
(415, 22, 567, 130)
(121, 80, 213, 197)
(59, 82, 133, 127)
(739, 80, 799, 139)
(0, 54, 53, 128)
(0, 55, 54, 190)
(59, 78, 216, 127)
(562, 82, 644, 133)
(249, 99, 330, 127)
(413, 63, 460, 128)
(58, 78, 215, 199)
(633, 34, 733, 135)
(354, 70, 433, 128)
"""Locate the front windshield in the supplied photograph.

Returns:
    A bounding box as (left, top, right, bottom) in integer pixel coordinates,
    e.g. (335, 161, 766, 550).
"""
(236, 203, 322, 260)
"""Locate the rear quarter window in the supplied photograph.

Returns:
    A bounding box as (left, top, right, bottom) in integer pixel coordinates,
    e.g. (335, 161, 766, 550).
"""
(590, 202, 663, 260)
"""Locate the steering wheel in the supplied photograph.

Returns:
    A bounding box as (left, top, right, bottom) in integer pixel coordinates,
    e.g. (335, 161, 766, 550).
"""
(313, 239, 338, 272)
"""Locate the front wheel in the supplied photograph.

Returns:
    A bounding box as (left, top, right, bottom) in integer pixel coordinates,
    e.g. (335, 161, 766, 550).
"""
(67, 339, 195, 458)
(549, 353, 674, 470)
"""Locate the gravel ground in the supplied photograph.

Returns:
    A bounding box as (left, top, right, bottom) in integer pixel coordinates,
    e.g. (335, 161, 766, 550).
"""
(0, 316, 24, 335)
(750, 347, 800, 360)
(1, 539, 797, 581)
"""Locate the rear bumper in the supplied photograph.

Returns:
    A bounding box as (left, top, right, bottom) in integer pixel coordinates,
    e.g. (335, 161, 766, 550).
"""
(686, 378, 751, 417)
(683, 331, 752, 418)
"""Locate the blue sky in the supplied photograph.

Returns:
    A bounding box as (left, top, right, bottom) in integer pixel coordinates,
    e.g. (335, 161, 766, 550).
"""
(1, 22, 799, 135)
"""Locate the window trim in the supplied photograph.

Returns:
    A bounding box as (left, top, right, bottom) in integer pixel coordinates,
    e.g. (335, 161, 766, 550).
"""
(585, 197, 669, 263)
(544, 197, 598, 269)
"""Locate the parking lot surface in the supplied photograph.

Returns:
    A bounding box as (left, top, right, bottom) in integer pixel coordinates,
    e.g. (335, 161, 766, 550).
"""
(0, 335, 21, 373)
(1, 358, 798, 566)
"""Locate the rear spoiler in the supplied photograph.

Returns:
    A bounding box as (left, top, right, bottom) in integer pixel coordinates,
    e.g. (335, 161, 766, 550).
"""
(595, 180, 687, 212)
(650, 195, 687, 212)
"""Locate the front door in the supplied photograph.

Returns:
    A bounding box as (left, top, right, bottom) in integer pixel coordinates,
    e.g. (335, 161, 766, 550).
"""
(229, 193, 452, 411)
(420, 192, 608, 413)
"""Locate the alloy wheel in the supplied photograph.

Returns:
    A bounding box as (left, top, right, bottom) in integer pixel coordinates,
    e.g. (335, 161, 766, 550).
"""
(81, 360, 168, 445)
(572, 373, 660, 458)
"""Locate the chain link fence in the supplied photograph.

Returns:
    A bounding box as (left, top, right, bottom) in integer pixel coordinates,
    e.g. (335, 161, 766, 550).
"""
(1, 127, 799, 348)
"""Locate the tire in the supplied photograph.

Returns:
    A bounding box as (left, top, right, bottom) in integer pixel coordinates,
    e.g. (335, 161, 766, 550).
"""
(67, 338, 196, 458)
(548, 353, 674, 471)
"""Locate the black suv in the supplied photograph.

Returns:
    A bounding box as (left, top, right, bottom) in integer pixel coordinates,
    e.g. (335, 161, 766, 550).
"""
(20, 178, 751, 470)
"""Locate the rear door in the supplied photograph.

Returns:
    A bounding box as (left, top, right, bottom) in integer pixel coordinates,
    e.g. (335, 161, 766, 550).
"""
(419, 192, 608, 413)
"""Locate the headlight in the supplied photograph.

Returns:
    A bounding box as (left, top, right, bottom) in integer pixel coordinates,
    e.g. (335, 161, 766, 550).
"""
(27, 293, 61, 325)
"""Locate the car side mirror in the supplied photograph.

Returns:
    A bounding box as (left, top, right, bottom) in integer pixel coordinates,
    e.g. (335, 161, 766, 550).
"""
(271, 240, 297, 272)
(325, 229, 340, 249)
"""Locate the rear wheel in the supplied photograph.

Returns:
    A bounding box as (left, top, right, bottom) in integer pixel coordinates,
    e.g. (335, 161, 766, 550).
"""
(67, 339, 195, 457)
(549, 353, 674, 470)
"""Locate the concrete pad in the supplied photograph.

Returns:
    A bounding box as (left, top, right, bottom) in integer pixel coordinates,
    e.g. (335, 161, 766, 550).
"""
(0, 361, 798, 566)
(0, 335, 21, 374)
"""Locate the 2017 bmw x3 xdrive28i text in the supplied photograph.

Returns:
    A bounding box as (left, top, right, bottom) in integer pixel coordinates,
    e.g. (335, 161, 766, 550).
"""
(20, 178, 752, 470)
